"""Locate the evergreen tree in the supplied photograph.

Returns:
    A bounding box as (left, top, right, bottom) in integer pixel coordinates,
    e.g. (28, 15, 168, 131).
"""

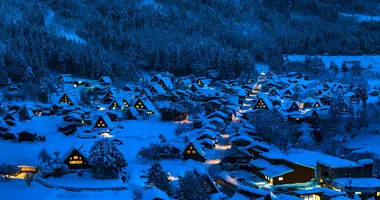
(88, 139, 127, 179)
(18, 105, 30, 122)
(178, 171, 211, 200)
(146, 162, 171, 194)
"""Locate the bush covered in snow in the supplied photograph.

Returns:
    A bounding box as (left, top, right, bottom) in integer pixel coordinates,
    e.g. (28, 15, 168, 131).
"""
(137, 143, 180, 160)
(88, 139, 127, 179)
(0, 163, 19, 180)
(38, 160, 69, 178)
(132, 188, 143, 200)
(177, 171, 212, 200)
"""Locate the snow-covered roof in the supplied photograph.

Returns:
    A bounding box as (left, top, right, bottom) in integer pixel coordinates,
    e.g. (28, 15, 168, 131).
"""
(197, 138, 215, 147)
(92, 114, 114, 129)
(357, 159, 373, 165)
(293, 188, 345, 197)
(274, 194, 302, 200)
(202, 124, 217, 131)
(222, 147, 253, 159)
(60, 74, 74, 83)
(134, 98, 155, 112)
(196, 129, 219, 139)
(159, 77, 174, 90)
(230, 193, 250, 200)
(61, 144, 90, 161)
(207, 111, 229, 120)
(206, 117, 225, 124)
(229, 135, 254, 144)
(143, 186, 169, 200)
(151, 74, 163, 81)
(332, 178, 380, 189)
(236, 185, 269, 197)
(254, 96, 273, 110)
(177, 77, 192, 86)
(99, 76, 112, 84)
(249, 159, 294, 178)
(150, 84, 166, 95)
(284, 149, 361, 169)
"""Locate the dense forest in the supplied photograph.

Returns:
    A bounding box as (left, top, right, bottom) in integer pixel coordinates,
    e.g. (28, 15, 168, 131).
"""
(1, 0, 380, 85)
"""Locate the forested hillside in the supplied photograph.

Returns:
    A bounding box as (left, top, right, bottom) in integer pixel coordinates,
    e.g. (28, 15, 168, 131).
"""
(1, 0, 380, 85)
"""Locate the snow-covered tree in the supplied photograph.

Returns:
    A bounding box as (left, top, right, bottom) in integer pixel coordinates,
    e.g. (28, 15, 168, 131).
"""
(18, 105, 30, 122)
(38, 148, 52, 162)
(0, 163, 18, 180)
(248, 109, 298, 151)
(178, 171, 212, 200)
(88, 139, 127, 179)
(38, 158, 69, 178)
(24, 173, 35, 186)
(146, 162, 171, 194)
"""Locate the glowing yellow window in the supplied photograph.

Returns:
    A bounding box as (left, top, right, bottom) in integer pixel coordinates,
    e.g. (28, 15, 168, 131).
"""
(186, 150, 191, 154)
(278, 177, 283, 181)
(192, 150, 196, 154)
(74, 156, 78, 159)
(102, 124, 105, 127)
(377, 192, 380, 196)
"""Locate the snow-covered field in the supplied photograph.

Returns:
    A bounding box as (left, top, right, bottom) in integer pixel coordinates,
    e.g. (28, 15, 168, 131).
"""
(286, 54, 380, 70)
(0, 117, 178, 166)
(0, 179, 132, 200)
(341, 13, 380, 22)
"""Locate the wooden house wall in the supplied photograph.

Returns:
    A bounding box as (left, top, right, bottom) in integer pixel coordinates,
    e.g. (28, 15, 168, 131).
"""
(63, 149, 91, 169)
(316, 162, 371, 182)
(182, 145, 205, 162)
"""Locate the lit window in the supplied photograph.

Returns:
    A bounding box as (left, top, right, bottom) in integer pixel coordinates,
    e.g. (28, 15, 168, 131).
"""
(186, 150, 191, 154)
(74, 156, 78, 159)
(377, 192, 380, 197)
(102, 124, 105, 127)
(69, 160, 83, 164)
(279, 177, 283, 181)
(355, 192, 361, 195)
(192, 150, 196, 154)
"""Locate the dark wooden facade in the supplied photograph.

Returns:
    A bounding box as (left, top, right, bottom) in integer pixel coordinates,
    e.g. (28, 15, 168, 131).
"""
(63, 149, 91, 169)
(182, 143, 205, 162)
(18, 131, 36, 143)
(59, 94, 74, 106)
(316, 161, 372, 183)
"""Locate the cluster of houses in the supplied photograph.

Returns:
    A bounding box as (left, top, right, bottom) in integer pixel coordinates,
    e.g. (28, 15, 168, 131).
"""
(1, 69, 380, 200)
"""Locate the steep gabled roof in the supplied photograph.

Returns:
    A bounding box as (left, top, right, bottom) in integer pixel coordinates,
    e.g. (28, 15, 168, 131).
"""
(150, 84, 166, 95)
(159, 77, 174, 90)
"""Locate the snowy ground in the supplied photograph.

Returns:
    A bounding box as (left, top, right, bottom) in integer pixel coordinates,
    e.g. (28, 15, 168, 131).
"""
(341, 13, 380, 22)
(285, 54, 380, 71)
(345, 133, 380, 158)
(0, 179, 132, 200)
(0, 117, 178, 168)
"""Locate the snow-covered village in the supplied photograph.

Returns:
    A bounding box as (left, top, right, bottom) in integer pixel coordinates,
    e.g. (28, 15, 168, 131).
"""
(2, 0, 380, 200)
(1, 54, 380, 200)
